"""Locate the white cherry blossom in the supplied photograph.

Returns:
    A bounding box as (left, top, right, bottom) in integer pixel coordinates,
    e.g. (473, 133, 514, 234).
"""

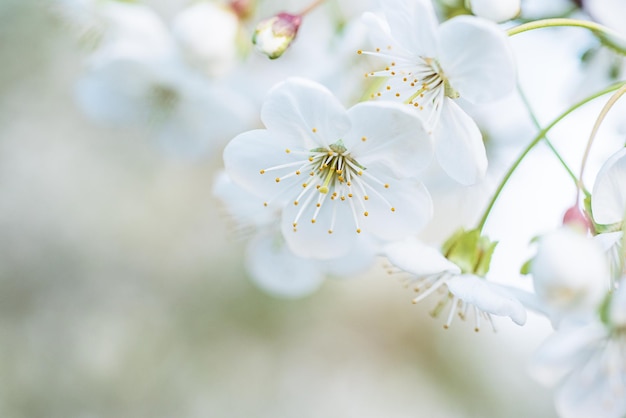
(171, 2, 241, 77)
(383, 236, 527, 330)
(223, 78, 433, 260)
(360, 0, 516, 184)
(76, 36, 255, 157)
(530, 283, 626, 418)
(531, 227, 611, 320)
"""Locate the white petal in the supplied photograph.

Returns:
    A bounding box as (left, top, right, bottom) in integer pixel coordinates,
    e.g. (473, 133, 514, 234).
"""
(469, 0, 520, 23)
(434, 99, 487, 185)
(245, 232, 325, 298)
(529, 323, 607, 386)
(593, 231, 623, 252)
(438, 16, 516, 104)
(75, 51, 155, 125)
(261, 78, 351, 150)
(556, 366, 626, 418)
(223, 129, 303, 204)
(446, 274, 527, 325)
(345, 101, 433, 178)
(171, 2, 239, 77)
(531, 227, 610, 315)
(383, 236, 461, 276)
(360, 177, 433, 241)
(322, 236, 378, 277)
(591, 147, 626, 225)
(212, 171, 277, 228)
(98, 1, 172, 51)
(157, 80, 255, 157)
(381, 0, 439, 57)
(281, 197, 358, 260)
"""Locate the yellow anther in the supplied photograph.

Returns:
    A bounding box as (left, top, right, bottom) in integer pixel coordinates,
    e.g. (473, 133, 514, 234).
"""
(285, 149, 291, 153)
(275, 178, 280, 183)
(391, 207, 396, 212)
(364, 196, 369, 200)
(384, 183, 390, 188)
(294, 201, 298, 205)
(295, 170, 301, 175)
(364, 211, 369, 216)
(312, 127, 317, 133)
(357, 50, 363, 54)
(356, 228, 362, 233)
(361, 136, 367, 142)
(328, 230, 333, 234)
(311, 219, 316, 224)
(259, 169, 265, 174)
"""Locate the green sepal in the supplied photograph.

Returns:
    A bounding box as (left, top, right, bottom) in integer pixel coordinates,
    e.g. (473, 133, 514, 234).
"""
(598, 291, 613, 327)
(520, 259, 532, 275)
(441, 228, 498, 276)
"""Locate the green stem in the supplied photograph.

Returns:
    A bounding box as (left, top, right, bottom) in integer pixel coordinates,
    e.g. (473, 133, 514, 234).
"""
(476, 82, 626, 233)
(516, 84, 583, 194)
(507, 18, 624, 43)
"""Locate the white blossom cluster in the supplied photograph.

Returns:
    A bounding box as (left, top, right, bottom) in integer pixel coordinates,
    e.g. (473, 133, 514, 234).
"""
(55, 0, 626, 416)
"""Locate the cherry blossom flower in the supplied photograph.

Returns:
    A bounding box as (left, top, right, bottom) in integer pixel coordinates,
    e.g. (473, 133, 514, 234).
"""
(530, 227, 610, 321)
(75, 35, 255, 157)
(530, 283, 626, 418)
(171, 2, 242, 77)
(223, 77, 433, 260)
(52, 0, 169, 50)
(360, 0, 516, 184)
(383, 233, 527, 330)
(213, 171, 376, 298)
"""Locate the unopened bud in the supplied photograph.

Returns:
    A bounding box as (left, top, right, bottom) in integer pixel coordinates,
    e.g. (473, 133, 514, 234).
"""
(562, 204, 592, 233)
(252, 12, 301, 59)
(229, 0, 254, 20)
(467, 0, 520, 22)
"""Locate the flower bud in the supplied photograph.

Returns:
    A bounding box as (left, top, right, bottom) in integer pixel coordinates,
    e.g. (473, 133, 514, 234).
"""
(531, 227, 610, 315)
(252, 12, 301, 59)
(562, 204, 592, 233)
(467, 0, 520, 22)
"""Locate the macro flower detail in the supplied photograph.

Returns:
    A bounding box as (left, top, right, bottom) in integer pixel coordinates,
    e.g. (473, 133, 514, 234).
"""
(252, 12, 302, 59)
(383, 230, 527, 330)
(360, 0, 516, 184)
(223, 77, 434, 259)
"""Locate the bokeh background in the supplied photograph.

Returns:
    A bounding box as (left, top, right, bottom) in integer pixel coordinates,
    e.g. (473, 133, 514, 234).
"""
(1, 0, 624, 416)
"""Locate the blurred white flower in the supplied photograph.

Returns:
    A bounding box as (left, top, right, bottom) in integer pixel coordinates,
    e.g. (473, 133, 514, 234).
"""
(52, 0, 170, 50)
(223, 77, 433, 260)
(530, 284, 626, 418)
(383, 235, 527, 330)
(171, 2, 241, 77)
(530, 227, 611, 321)
(360, 0, 516, 184)
(76, 38, 255, 157)
(213, 171, 375, 298)
(591, 147, 626, 278)
(467, 0, 520, 23)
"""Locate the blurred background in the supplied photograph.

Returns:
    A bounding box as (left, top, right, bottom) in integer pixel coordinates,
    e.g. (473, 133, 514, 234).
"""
(1, 0, 624, 416)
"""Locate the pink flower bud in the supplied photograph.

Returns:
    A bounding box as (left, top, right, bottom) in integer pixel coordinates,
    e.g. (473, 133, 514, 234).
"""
(562, 204, 592, 233)
(252, 12, 302, 59)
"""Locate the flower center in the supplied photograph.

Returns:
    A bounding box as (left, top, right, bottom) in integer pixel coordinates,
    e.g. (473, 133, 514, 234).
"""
(358, 48, 459, 127)
(147, 84, 180, 124)
(259, 138, 395, 234)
